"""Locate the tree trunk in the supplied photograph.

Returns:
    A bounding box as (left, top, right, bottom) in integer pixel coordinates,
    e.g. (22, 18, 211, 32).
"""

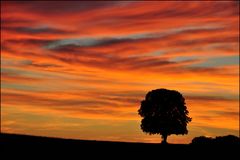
(161, 134, 168, 144)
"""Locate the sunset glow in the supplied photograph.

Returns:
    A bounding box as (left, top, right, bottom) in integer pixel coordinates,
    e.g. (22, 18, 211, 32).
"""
(1, 1, 239, 143)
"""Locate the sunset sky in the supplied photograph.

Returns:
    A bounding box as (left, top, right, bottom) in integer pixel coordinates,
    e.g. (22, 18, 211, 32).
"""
(1, 1, 239, 143)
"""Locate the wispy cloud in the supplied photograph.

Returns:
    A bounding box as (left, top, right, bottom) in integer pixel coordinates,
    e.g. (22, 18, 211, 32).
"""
(1, 1, 239, 143)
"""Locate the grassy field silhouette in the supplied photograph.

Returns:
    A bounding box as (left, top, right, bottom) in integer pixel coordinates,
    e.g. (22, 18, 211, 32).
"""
(1, 133, 239, 159)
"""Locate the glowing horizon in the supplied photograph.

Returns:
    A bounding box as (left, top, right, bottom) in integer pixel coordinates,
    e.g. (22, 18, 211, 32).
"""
(1, 1, 239, 143)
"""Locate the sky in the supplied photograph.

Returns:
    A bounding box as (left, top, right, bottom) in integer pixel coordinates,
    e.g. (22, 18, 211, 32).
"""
(1, 1, 239, 144)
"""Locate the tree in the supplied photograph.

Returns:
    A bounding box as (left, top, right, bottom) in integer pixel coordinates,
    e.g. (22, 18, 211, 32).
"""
(138, 88, 192, 144)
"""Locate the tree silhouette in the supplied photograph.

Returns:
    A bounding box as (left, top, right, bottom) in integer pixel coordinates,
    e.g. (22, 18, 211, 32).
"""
(138, 88, 192, 144)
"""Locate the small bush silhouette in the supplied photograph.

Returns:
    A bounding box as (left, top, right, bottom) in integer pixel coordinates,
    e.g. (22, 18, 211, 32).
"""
(191, 136, 213, 144)
(138, 88, 192, 144)
(215, 135, 240, 144)
(191, 135, 240, 145)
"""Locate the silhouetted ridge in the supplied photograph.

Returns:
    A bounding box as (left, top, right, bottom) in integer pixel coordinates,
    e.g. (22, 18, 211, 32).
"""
(1, 133, 239, 159)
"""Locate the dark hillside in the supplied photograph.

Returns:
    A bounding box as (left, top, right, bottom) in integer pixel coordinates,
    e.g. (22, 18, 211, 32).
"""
(1, 133, 239, 159)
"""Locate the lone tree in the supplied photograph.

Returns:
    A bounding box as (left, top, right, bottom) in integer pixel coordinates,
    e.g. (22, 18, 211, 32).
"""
(138, 88, 192, 144)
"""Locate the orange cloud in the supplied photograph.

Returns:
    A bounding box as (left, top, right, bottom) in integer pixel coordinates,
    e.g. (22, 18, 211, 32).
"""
(1, 1, 239, 143)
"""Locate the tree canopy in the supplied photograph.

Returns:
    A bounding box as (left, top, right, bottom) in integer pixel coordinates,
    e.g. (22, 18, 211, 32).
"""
(138, 88, 192, 143)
